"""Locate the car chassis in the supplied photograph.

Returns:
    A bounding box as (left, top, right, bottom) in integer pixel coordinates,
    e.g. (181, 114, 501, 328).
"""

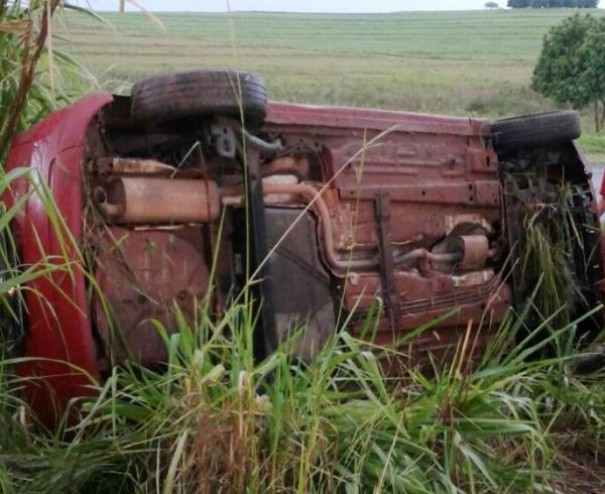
(3, 70, 604, 424)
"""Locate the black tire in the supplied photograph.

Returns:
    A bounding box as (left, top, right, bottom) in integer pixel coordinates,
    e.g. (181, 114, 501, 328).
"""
(131, 70, 268, 125)
(491, 110, 581, 152)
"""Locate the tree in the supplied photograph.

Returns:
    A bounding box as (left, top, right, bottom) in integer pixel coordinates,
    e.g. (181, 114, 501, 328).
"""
(508, 0, 600, 6)
(508, 0, 530, 7)
(582, 19, 605, 129)
(485, 1, 500, 8)
(532, 14, 605, 131)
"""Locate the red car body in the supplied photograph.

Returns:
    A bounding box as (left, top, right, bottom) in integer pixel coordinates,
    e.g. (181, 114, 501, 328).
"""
(5, 94, 112, 423)
(4, 75, 603, 424)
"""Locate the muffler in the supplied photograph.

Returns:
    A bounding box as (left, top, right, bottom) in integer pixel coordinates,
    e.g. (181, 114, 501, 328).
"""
(94, 177, 220, 224)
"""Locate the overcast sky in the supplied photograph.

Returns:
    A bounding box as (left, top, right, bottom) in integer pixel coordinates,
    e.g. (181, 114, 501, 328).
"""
(88, 0, 489, 13)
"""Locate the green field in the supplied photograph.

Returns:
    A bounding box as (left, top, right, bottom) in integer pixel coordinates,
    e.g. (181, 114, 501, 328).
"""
(56, 9, 605, 155)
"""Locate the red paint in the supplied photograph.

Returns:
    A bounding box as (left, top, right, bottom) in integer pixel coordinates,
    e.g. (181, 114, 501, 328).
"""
(5, 91, 602, 425)
(4, 93, 113, 424)
(266, 101, 489, 136)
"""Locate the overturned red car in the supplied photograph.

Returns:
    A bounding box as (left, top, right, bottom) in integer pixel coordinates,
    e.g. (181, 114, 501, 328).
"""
(3, 70, 603, 424)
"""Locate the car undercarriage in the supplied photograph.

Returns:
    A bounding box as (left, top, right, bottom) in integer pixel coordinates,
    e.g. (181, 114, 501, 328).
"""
(3, 70, 603, 424)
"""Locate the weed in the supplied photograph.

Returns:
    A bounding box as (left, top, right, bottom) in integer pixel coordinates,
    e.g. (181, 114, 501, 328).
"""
(1, 304, 580, 494)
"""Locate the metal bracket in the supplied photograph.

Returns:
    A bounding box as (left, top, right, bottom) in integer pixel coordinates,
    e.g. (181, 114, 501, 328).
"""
(374, 192, 401, 332)
(242, 147, 278, 361)
(209, 123, 237, 159)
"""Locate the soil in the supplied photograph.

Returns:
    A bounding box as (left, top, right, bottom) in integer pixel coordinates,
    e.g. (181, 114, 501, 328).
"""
(556, 452, 605, 494)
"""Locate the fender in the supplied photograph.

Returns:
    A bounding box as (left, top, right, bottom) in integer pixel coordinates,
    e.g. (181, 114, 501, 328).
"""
(4, 93, 113, 424)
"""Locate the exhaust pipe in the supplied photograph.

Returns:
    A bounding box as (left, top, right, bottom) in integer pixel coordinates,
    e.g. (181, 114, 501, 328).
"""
(94, 177, 220, 224)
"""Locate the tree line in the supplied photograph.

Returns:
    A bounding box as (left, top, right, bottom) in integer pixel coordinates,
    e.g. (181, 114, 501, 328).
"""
(508, 0, 598, 7)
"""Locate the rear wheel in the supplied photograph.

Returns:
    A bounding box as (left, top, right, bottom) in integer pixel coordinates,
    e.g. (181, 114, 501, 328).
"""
(492, 111, 581, 152)
(131, 70, 268, 126)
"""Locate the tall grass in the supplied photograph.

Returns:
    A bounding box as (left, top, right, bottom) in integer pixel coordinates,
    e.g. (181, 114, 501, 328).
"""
(2, 301, 605, 493)
(0, 0, 59, 159)
(0, 0, 98, 160)
(0, 1, 103, 490)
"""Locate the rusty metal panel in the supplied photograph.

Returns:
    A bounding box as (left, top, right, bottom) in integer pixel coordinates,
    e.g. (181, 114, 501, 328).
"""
(265, 208, 335, 360)
(266, 101, 490, 137)
(94, 226, 209, 366)
(263, 101, 500, 261)
(338, 182, 500, 206)
(330, 201, 499, 252)
(348, 284, 512, 354)
(343, 270, 507, 314)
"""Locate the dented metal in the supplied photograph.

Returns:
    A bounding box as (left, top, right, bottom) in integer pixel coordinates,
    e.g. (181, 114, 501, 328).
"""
(4, 80, 602, 426)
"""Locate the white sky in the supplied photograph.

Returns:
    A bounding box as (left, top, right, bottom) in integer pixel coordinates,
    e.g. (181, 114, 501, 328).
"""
(88, 0, 491, 13)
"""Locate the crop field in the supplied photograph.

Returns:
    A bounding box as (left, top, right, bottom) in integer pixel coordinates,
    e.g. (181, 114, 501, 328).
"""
(56, 9, 605, 118)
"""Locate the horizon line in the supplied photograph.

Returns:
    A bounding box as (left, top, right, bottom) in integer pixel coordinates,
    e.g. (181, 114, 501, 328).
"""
(97, 7, 604, 13)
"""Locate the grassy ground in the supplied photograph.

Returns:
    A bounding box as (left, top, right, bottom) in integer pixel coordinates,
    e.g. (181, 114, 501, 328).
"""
(53, 9, 600, 112)
(6, 308, 605, 494)
(54, 8, 605, 158)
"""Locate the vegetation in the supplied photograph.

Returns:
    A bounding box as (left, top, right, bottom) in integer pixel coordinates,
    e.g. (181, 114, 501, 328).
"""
(0, 0, 59, 159)
(508, 0, 599, 8)
(54, 9, 605, 156)
(0, 0, 97, 159)
(5, 305, 605, 494)
(54, 9, 605, 108)
(533, 14, 605, 131)
(3, 3, 605, 494)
